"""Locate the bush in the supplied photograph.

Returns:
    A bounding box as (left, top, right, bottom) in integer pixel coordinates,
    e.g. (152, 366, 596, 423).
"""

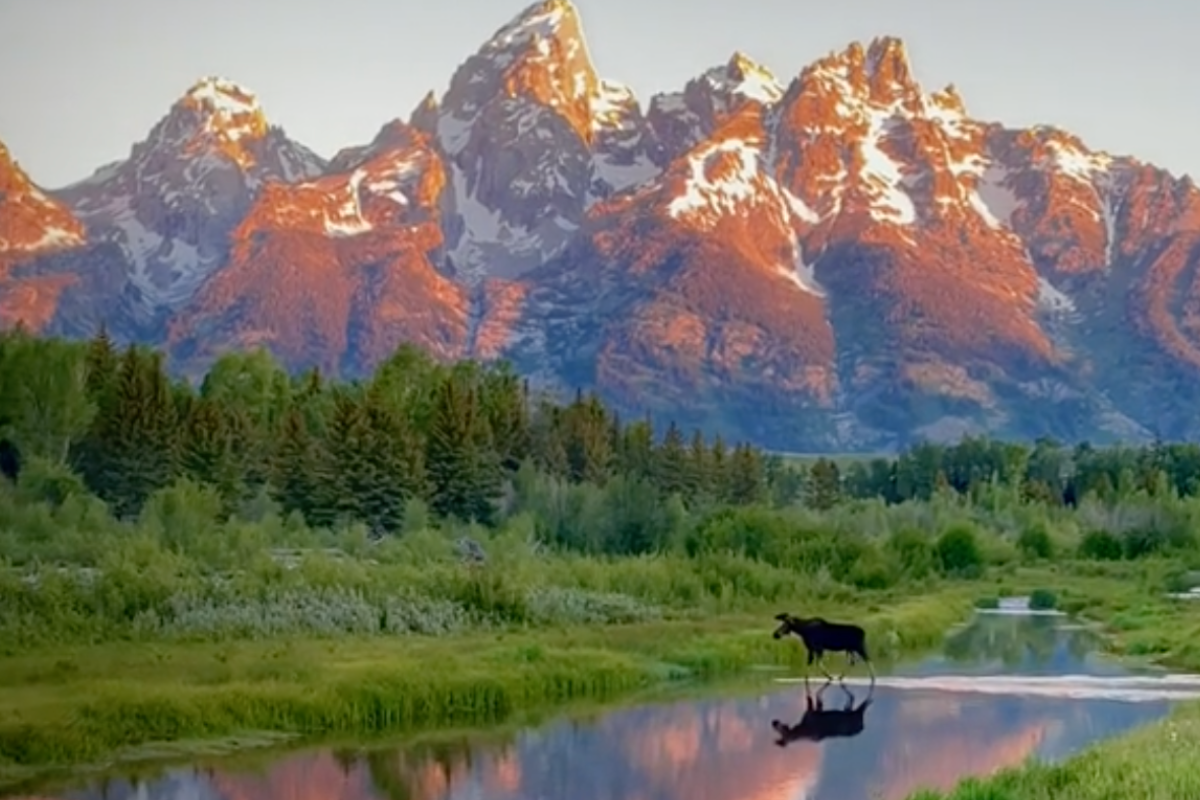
(1079, 529, 1123, 561)
(974, 596, 1000, 609)
(886, 528, 937, 579)
(1028, 588, 1058, 610)
(936, 524, 983, 577)
(1017, 523, 1054, 560)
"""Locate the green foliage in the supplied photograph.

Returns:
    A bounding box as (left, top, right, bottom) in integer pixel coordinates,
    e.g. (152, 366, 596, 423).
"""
(1016, 522, 1054, 560)
(936, 524, 983, 577)
(885, 528, 937, 579)
(1079, 529, 1123, 561)
(1028, 588, 1058, 610)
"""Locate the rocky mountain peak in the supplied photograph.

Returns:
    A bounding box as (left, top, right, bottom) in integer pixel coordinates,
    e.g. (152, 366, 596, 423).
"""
(409, 90, 440, 133)
(173, 76, 269, 161)
(438, 0, 598, 152)
(0, 139, 87, 260)
(713, 51, 785, 105)
(798, 35, 923, 112)
(48, 77, 328, 311)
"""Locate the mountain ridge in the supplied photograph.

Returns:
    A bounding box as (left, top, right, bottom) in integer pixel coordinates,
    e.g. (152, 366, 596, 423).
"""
(3, 0, 1198, 452)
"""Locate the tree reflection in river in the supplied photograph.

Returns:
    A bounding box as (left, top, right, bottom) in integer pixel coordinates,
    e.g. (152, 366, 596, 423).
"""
(942, 614, 1100, 672)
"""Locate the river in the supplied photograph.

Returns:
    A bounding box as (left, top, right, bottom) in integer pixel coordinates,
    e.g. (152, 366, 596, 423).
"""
(10, 612, 1200, 800)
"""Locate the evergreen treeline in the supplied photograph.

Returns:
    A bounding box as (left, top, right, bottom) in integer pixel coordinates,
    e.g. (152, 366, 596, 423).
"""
(821, 436, 1200, 508)
(4, 328, 1200, 557)
(0, 329, 789, 552)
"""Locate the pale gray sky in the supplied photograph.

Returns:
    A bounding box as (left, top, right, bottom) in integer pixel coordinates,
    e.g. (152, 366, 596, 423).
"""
(0, 0, 1193, 188)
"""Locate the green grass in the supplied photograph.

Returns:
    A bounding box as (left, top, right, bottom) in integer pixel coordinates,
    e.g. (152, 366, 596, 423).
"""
(0, 588, 972, 787)
(907, 703, 1200, 800)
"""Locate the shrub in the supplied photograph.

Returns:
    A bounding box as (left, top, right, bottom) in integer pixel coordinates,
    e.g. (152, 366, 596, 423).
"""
(886, 528, 937, 579)
(1078, 529, 1123, 561)
(1028, 588, 1058, 610)
(936, 524, 983, 577)
(1017, 523, 1054, 560)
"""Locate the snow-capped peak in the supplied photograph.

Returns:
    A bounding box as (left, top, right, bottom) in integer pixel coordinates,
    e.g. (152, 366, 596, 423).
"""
(487, 0, 572, 47)
(436, 0, 599, 156)
(183, 76, 260, 115)
(176, 76, 267, 144)
(704, 52, 784, 106)
(591, 79, 639, 130)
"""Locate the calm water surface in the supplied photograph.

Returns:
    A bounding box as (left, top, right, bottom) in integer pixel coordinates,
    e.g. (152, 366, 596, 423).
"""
(12, 615, 1200, 800)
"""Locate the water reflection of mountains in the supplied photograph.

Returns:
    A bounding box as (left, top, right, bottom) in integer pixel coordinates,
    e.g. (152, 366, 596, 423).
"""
(20, 617, 1178, 800)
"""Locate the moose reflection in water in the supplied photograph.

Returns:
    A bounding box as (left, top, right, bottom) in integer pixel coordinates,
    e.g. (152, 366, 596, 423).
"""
(771, 680, 874, 747)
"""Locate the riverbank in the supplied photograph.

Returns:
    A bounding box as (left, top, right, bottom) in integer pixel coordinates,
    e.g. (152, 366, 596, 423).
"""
(907, 566, 1200, 800)
(0, 587, 973, 787)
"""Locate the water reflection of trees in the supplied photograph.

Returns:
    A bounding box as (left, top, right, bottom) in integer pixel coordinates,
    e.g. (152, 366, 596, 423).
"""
(358, 736, 497, 800)
(942, 615, 1098, 670)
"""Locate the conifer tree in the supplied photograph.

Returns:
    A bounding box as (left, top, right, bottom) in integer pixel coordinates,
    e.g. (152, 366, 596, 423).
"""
(619, 417, 656, 481)
(425, 373, 502, 524)
(180, 396, 250, 517)
(806, 457, 842, 510)
(727, 443, 766, 505)
(273, 406, 328, 526)
(710, 434, 730, 502)
(323, 390, 376, 525)
(531, 401, 569, 479)
(655, 420, 688, 496)
(480, 367, 531, 473)
(359, 385, 427, 532)
(84, 346, 179, 518)
(564, 392, 612, 484)
(686, 428, 711, 500)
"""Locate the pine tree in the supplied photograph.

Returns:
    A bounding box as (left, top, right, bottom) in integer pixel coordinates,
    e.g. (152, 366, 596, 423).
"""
(531, 402, 570, 479)
(83, 323, 118, 402)
(806, 457, 842, 510)
(710, 434, 730, 502)
(180, 396, 250, 517)
(323, 390, 376, 525)
(655, 420, 688, 496)
(564, 392, 612, 484)
(727, 443, 766, 505)
(686, 429, 711, 501)
(273, 407, 329, 526)
(480, 368, 531, 473)
(618, 417, 656, 481)
(425, 373, 502, 524)
(359, 385, 427, 533)
(84, 346, 179, 518)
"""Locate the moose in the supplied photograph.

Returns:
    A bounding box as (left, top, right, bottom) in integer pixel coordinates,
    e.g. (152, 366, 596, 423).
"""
(771, 682, 873, 747)
(773, 612, 876, 686)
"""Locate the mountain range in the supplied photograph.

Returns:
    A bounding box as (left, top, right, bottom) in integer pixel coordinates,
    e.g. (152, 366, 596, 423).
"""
(3, 0, 1199, 452)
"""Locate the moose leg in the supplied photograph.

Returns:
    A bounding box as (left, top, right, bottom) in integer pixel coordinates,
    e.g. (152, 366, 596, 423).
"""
(814, 652, 836, 682)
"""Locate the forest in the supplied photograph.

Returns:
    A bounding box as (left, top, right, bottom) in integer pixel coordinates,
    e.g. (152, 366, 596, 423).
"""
(2, 326, 1200, 645)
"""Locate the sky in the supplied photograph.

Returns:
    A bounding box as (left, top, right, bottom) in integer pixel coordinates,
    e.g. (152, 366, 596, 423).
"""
(0, 0, 1195, 189)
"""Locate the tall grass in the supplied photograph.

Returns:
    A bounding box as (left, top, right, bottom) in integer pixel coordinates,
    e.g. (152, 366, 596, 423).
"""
(0, 590, 970, 780)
